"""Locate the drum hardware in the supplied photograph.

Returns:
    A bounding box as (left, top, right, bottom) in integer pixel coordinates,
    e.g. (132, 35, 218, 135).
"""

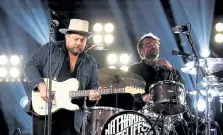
(81, 68, 147, 135)
(82, 97, 90, 135)
(161, 115, 183, 135)
(138, 79, 188, 134)
(186, 74, 223, 135)
(182, 58, 223, 135)
(180, 119, 190, 135)
(141, 103, 187, 135)
(90, 131, 97, 135)
(161, 116, 165, 135)
(160, 115, 180, 135)
(149, 80, 186, 115)
(147, 101, 176, 134)
(187, 88, 216, 135)
(84, 106, 123, 135)
(101, 111, 159, 135)
(198, 120, 222, 135)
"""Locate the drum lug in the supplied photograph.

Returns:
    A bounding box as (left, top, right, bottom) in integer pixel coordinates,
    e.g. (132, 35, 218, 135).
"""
(177, 88, 182, 92)
(84, 109, 91, 115)
(90, 130, 97, 135)
(99, 109, 102, 116)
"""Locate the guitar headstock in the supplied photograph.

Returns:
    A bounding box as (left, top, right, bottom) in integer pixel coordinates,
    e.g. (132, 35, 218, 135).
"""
(124, 86, 145, 94)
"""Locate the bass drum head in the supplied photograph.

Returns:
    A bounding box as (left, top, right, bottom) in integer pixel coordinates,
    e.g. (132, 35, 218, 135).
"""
(101, 110, 158, 135)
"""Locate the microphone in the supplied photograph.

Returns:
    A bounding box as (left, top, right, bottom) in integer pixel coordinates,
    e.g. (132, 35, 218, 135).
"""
(172, 24, 188, 33)
(51, 20, 59, 27)
(172, 50, 191, 57)
(87, 45, 108, 51)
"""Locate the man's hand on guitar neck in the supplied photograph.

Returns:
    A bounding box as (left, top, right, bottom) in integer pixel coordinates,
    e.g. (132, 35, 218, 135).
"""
(89, 90, 101, 101)
(142, 94, 152, 103)
(37, 83, 49, 102)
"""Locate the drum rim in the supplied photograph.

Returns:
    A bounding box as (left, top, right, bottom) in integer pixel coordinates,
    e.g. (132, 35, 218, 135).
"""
(101, 110, 155, 135)
(149, 80, 184, 90)
(89, 106, 123, 111)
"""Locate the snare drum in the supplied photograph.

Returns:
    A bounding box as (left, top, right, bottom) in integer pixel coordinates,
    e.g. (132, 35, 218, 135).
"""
(149, 80, 186, 115)
(84, 106, 122, 135)
(101, 111, 158, 135)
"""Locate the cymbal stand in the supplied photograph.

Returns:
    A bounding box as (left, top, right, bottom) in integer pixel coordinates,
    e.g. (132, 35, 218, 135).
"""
(178, 23, 208, 135)
(203, 82, 215, 135)
(202, 75, 219, 135)
(82, 97, 90, 135)
(206, 94, 212, 135)
(110, 75, 122, 108)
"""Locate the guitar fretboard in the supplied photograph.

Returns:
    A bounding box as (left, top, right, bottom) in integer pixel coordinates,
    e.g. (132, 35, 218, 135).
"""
(69, 88, 125, 98)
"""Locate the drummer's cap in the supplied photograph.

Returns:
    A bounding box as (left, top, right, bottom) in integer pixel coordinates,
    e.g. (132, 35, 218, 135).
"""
(137, 32, 160, 58)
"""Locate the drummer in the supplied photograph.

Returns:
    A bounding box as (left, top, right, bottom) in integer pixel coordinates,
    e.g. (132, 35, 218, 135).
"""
(128, 32, 185, 110)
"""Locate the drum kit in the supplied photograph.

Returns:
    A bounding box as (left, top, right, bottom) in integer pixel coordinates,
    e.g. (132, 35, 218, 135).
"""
(82, 58, 223, 135)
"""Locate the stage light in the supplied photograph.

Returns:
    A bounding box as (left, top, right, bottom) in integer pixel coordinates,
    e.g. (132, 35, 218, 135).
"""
(120, 66, 129, 72)
(0, 55, 8, 65)
(201, 82, 208, 87)
(215, 22, 223, 32)
(215, 33, 223, 43)
(194, 97, 206, 112)
(93, 34, 103, 44)
(104, 34, 114, 44)
(200, 49, 210, 58)
(104, 23, 114, 33)
(0, 67, 7, 77)
(120, 54, 130, 64)
(108, 66, 116, 69)
(9, 67, 20, 78)
(93, 23, 103, 33)
(10, 55, 20, 65)
(107, 53, 117, 65)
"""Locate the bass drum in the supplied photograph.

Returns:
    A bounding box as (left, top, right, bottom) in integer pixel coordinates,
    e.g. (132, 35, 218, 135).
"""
(101, 111, 158, 135)
(84, 106, 122, 135)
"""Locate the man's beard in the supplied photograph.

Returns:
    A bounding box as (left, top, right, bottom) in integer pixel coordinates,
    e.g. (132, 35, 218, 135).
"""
(68, 47, 83, 55)
(145, 49, 159, 60)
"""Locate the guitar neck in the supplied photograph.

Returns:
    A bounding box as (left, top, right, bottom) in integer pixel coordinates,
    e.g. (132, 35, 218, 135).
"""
(69, 88, 125, 98)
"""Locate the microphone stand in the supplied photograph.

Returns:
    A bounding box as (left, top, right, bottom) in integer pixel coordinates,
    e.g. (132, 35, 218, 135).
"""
(82, 97, 90, 135)
(13, 128, 21, 135)
(183, 23, 208, 135)
(47, 22, 57, 135)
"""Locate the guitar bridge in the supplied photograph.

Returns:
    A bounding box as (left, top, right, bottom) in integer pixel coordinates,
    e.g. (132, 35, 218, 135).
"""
(52, 99, 56, 105)
(52, 91, 56, 105)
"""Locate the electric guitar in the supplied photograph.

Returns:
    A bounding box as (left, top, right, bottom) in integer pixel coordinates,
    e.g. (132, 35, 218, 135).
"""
(32, 78, 145, 116)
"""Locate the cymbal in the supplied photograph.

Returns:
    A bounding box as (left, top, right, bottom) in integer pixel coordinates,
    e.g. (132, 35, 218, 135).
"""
(181, 58, 223, 75)
(98, 68, 146, 88)
(186, 89, 220, 97)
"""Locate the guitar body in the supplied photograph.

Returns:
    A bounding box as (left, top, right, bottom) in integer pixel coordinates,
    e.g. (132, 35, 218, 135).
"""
(32, 78, 80, 116)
